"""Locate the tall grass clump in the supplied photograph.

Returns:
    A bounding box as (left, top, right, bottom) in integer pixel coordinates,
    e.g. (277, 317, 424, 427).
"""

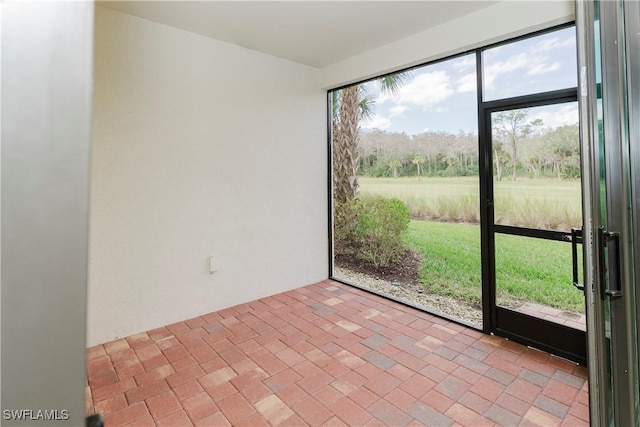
(494, 197, 581, 231)
(434, 194, 480, 223)
(385, 194, 480, 223)
(359, 177, 581, 230)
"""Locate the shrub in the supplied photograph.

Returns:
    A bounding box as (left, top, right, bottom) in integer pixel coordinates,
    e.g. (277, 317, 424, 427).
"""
(363, 165, 392, 177)
(334, 197, 410, 268)
(356, 197, 410, 267)
(561, 165, 581, 179)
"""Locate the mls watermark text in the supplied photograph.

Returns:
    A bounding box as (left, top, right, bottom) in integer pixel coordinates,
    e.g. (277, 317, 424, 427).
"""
(3, 409, 70, 421)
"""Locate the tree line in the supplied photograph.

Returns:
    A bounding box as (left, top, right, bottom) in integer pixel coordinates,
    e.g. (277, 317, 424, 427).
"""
(331, 73, 580, 206)
(357, 116, 580, 180)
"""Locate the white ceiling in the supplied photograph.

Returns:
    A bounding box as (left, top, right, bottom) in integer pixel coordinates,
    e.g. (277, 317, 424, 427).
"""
(98, 1, 499, 68)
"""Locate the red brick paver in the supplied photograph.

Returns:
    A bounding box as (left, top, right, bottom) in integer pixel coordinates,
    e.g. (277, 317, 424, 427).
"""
(87, 280, 589, 426)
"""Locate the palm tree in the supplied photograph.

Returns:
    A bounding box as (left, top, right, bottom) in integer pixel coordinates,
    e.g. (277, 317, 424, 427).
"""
(412, 153, 425, 179)
(332, 73, 409, 203)
(493, 141, 510, 182)
(388, 160, 402, 178)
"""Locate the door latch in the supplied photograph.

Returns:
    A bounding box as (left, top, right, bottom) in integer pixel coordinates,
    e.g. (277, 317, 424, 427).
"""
(571, 228, 584, 292)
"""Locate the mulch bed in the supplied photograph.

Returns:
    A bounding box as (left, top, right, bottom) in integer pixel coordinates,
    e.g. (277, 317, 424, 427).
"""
(334, 248, 422, 285)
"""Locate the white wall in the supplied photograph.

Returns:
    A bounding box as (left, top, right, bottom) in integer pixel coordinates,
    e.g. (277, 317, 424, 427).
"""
(321, 1, 575, 88)
(89, 7, 327, 345)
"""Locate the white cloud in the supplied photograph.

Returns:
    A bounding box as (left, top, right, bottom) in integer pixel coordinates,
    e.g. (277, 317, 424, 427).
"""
(388, 105, 408, 117)
(534, 36, 576, 52)
(482, 32, 575, 89)
(527, 61, 561, 76)
(457, 72, 477, 93)
(530, 104, 579, 129)
(486, 53, 529, 75)
(362, 113, 392, 130)
(380, 71, 454, 108)
(483, 53, 528, 90)
(484, 46, 574, 94)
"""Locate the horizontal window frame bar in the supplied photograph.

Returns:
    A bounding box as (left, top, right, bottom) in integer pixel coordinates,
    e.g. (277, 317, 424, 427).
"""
(494, 224, 575, 242)
(481, 88, 578, 112)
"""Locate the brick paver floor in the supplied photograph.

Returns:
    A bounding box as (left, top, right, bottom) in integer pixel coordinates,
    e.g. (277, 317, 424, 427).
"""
(86, 280, 589, 426)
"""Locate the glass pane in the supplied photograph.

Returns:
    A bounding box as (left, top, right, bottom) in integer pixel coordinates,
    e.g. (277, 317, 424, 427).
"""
(483, 26, 577, 101)
(495, 233, 585, 329)
(331, 54, 482, 327)
(491, 103, 582, 231)
(594, 3, 615, 422)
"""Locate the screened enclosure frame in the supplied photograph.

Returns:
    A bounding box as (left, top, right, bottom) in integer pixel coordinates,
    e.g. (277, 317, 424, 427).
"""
(327, 22, 585, 363)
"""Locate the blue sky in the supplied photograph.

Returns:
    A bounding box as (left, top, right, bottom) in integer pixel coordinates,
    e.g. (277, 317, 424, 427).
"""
(360, 26, 578, 135)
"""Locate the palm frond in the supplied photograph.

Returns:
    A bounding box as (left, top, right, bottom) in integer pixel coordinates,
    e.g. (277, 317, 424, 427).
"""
(378, 71, 412, 96)
(359, 90, 376, 122)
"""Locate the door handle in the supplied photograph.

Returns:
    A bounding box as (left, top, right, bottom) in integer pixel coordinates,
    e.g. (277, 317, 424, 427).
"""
(571, 228, 584, 292)
(597, 226, 623, 299)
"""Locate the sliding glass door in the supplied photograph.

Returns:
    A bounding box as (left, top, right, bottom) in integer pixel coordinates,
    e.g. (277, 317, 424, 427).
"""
(577, 0, 640, 424)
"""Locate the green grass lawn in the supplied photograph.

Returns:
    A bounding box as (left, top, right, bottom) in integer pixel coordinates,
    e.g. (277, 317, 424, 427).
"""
(406, 220, 585, 313)
(405, 221, 482, 304)
(494, 232, 583, 312)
